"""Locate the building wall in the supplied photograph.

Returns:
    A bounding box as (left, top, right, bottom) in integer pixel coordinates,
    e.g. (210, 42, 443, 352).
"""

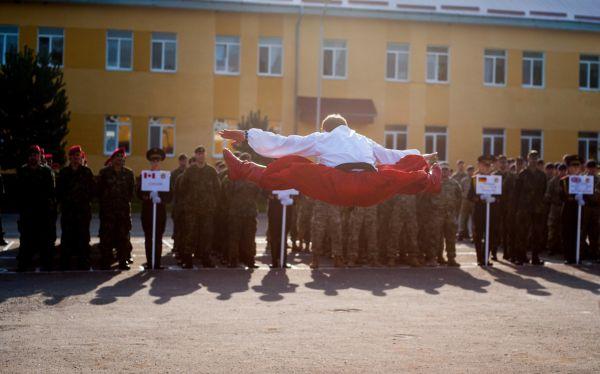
(1, 3, 600, 172)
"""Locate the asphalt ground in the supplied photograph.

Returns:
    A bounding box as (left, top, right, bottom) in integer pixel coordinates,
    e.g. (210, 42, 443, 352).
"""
(0, 214, 599, 373)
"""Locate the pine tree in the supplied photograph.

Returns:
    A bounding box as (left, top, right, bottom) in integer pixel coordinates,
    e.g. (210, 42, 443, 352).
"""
(235, 110, 274, 165)
(0, 47, 70, 170)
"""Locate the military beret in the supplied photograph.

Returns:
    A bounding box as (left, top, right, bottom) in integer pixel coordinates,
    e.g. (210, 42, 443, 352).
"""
(28, 145, 42, 155)
(563, 154, 581, 166)
(146, 147, 166, 161)
(68, 145, 83, 156)
(105, 147, 127, 166)
(586, 159, 597, 168)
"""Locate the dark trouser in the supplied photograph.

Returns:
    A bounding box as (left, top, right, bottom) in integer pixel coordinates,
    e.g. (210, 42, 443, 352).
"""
(142, 204, 166, 268)
(515, 210, 545, 262)
(0, 211, 5, 240)
(562, 204, 579, 263)
(581, 206, 600, 261)
(267, 199, 293, 267)
(18, 212, 56, 270)
(228, 215, 257, 266)
(183, 210, 214, 263)
(472, 204, 497, 264)
(99, 210, 132, 266)
(60, 207, 91, 270)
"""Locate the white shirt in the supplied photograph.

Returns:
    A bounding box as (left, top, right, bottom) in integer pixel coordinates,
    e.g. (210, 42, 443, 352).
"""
(247, 125, 421, 168)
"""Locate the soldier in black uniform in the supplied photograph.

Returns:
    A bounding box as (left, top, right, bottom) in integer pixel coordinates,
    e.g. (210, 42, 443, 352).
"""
(170, 153, 188, 257)
(136, 148, 172, 270)
(0, 173, 7, 246)
(467, 155, 497, 266)
(97, 148, 135, 270)
(581, 160, 600, 261)
(490, 155, 509, 261)
(17, 145, 56, 271)
(560, 155, 583, 264)
(56, 145, 96, 270)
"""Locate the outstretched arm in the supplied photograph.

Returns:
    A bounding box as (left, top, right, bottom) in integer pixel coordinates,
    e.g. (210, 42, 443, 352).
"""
(370, 140, 437, 165)
(219, 128, 322, 159)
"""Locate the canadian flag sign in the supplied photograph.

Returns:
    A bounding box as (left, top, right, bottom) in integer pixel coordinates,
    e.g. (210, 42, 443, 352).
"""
(141, 170, 171, 192)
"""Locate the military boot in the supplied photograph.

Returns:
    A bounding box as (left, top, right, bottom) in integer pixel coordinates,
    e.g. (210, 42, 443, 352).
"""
(405, 256, 421, 268)
(333, 256, 345, 268)
(346, 255, 360, 267)
(447, 258, 460, 267)
(309, 254, 319, 269)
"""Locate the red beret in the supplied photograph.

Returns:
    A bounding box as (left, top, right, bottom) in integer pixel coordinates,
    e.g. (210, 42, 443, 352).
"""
(28, 145, 42, 155)
(105, 147, 126, 166)
(68, 145, 83, 156)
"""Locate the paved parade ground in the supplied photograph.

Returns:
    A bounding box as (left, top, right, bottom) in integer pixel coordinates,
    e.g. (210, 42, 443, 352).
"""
(0, 215, 599, 373)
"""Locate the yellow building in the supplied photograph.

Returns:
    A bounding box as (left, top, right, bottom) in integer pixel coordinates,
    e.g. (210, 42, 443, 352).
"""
(2, 0, 600, 172)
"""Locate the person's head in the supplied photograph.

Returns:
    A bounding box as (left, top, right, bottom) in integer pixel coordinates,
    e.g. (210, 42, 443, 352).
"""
(188, 156, 196, 165)
(320, 114, 348, 133)
(495, 155, 508, 171)
(477, 155, 494, 174)
(68, 145, 83, 168)
(440, 163, 451, 179)
(563, 154, 581, 175)
(146, 147, 166, 171)
(194, 146, 206, 164)
(27, 145, 42, 167)
(586, 159, 598, 175)
(466, 165, 475, 177)
(240, 153, 252, 162)
(557, 163, 567, 177)
(456, 160, 465, 172)
(544, 162, 556, 178)
(515, 157, 525, 172)
(215, 160, 227, 173)
(177, 153, 188, 168)
(527, 150, 540, 169)
(111, 149, 126, 168)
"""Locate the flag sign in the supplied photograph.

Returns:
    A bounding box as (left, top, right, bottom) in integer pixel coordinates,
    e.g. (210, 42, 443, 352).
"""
(568, 175, 594, 195)
(141, 170, 171, 192)
(476, 175, 502, 195)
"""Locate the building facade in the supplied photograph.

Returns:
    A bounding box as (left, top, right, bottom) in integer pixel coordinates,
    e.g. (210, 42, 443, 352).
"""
(2, 0, 600, 172)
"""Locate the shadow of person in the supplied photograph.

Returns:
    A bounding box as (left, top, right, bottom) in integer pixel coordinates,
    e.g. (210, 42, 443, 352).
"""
(484, 267, 551, 296)
(388, 268, 445, 295)
(252, 269, 298, 302)
(196, 269, 252, 301)
(90, 271, 151, 305)
(438, 268, 491, 294)
(148, 271, 203, 304)
(514, 265, 600, 295)
(305, 269, 351, 296)
(339, 269, 403, 297)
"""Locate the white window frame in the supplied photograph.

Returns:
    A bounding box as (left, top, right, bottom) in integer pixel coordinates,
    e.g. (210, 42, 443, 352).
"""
(215, 36, 241, 76)
(150, 32, 177, 73)
(258, 37, 283, 77)
(37, 27, 64, 67)
(322, 39, 347, 80)
(106, 30, 133, 71)
(148, 117, 176, 157)
(579, 54, 600, 91)
(578, 132, 600, 161)
(426, 46, 449, 84)
(483, 49, 507, 87)
(385, 43, 410, 82)
(522, 51, 545, 89)
(520, 130, 544, 159)
(425, 126, 448, 161)
(482, 128, 505, 156)
(0, 26, 19, 65)
(103, 115, 132, 156)
(384, 125, 408, 150)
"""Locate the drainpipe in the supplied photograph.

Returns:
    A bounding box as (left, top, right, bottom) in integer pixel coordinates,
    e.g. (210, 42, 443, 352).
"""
(293, 6, 304, 135)
(315, 1, 329, 132)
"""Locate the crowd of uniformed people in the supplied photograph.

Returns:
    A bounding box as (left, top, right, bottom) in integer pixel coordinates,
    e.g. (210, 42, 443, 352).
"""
(1, 142, 599, 272)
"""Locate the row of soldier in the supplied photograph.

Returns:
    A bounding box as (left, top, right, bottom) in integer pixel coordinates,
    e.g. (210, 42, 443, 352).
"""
(8, 144, 600, 271)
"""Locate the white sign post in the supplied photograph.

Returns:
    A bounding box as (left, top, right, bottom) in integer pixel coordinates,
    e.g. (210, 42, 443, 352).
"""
(476, 175, 502, 266)
(141, 170, 171, 269)
(273, 189, 299, 268)
(568, 175, 594, 264)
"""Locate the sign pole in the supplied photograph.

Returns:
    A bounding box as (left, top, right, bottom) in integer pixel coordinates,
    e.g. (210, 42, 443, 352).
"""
(576, 195, 582, 265)
(485, 198, 490, 267)
(280, 204, 287, 268)
(152, 201, 157, 269)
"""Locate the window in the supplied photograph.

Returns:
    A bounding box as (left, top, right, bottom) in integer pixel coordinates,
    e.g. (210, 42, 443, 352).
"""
(213, 120, 236, 158)
(482, 128, 505, 156)
(522, 51, 544, 88)
(215, 36, 240, 75)
(151, 32, 176, 72)
(580, 55, 600, 90)
(426, 46, 449, 83)
(578, 132, 599, 161)
(38, 27, 64, 66)
(258, 37, 282, 76)
(0, 26, 18, 65)
(322, 40, 347, 79)
(384, 125, 408, 150)
(484, 49, 506, 86)
(386, 43, 409, 81)
(520, 130, 543, 158)
(104, 115, 132, 155)
(149, 117, 175, 156)
(425, 126, 447, 161)
(106, 30, 133, 71)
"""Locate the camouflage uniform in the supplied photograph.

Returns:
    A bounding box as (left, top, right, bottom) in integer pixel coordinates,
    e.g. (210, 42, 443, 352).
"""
(97, 165, 135, 267)
(16, 164, 56, 271)
(170, 165, 186, 254)
(428, 177, 462, 262)
(56, 164, 95, 270)
(458, 175, 474, 239)
(310, 200, 343, 259)
(222, 176, 262, 266)
(514, 167, 547, 263)
(213, 168, 230, 260)
(347, 205, 378, 262)
(545, 175, 563, 254)
(385, 194, 419, 262)
(416, 193, 432, 261)
(377, 198, 394, 258)
(179, 163, 220, 265)
(296, 195, 314, 249)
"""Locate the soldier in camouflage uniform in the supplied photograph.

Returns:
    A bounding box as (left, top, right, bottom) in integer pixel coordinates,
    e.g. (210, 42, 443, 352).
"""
(295, 194, 314, 252)
(377, 198, 394, 260)
(214, 160, 230, 263)
(347, 205, 379, 267)
(385, 194, 421, 267)
(97, 148, 135, 270)
(309, 200, 344, 268)
(545, 163, 566, 255)
(416, 193, 433, 265)
(16, 145, 56, 272)
(179, 146, 221, 268)
(428, 163, 462, 266)
(513, 150, 547, 265)
(56, 145, 95, 270)
(222, 153, 262, 268)
(170, 153, 188, 256)
(457, 165, 475, 241)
